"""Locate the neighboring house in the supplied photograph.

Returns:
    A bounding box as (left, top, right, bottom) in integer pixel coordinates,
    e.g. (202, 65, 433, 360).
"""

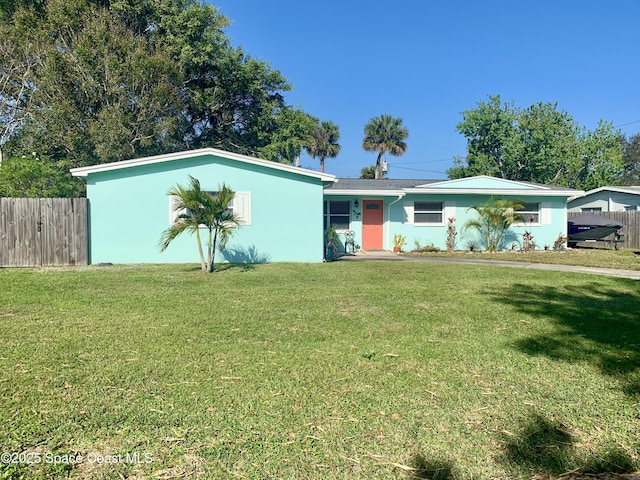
(567, 186, 640, 213)
(72, 149, 582, 264)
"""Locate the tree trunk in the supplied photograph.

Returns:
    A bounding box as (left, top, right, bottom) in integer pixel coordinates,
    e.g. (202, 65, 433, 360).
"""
(319, 157, 325, 173)
(195, 230, 207, 272)
(375, 152, 383, 179)
(208, 230, 218, 273)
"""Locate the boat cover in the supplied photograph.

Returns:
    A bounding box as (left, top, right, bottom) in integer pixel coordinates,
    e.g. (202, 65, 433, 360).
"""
(568, 214, 623, 228)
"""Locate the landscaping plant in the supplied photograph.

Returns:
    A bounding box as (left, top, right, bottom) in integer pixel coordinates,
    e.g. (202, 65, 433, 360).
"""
(159, 176, 240, 273)
(463, 197, 525, 252)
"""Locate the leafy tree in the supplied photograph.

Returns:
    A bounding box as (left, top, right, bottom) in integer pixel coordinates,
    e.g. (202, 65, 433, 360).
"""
(159, 176, 239, 273)
(2, 1, 185, 167)
(0, 12, 44, 165)
(447, 95, 516, 180)
(574, 120, 624, 190)
(362, 114, 408, 179)
(1, 0, 317, 173)
(619, 133, 640, 185)
(463, 197, 525, 252)
(449, 95, 623, 190)
(305, 120, 341, 173)
(507, 101, 581, 184)
(0, 153, 84, 197)
(258, 106, 317, 164)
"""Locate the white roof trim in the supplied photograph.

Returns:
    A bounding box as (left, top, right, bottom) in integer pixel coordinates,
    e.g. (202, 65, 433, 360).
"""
(70, 147, 337, 182)
(570, 185, 640, 201)
(403, 187, 583, 196)
(325, 187, 581, 197)
(324, 189, 406, 196)
(423, 175, 552, 190)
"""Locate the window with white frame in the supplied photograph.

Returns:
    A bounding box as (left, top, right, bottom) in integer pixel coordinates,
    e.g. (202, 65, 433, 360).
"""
(169, 191, 251, 225)
(414, 201, 443, 224)
(324, 200, 350, 231)
(624, 205, 638, 212)
(581, 207, 602, 213)
(518, 202, 540, 223)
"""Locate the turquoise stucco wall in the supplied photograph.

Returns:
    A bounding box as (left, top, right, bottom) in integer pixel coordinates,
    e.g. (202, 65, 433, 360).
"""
(329, 193, 570, 252)
(86, 154, 325, 264)
(388, 194, 569, 251)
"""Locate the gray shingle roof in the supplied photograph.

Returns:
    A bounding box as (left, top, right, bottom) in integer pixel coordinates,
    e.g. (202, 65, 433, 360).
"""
(326, 178, 438, 190)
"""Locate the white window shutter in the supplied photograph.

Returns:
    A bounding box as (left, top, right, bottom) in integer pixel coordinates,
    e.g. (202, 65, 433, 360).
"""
(168, 195, 185, 225)
(403, 201, 414, 224)
(444, 201, 456, 221)
(541, 202, 552, 225)
(234, 192, 252, 225)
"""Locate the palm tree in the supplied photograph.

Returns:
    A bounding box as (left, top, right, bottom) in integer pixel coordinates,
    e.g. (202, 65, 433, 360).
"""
(359, 165, 387, 179)
(362, 114, 409, 179)
(305, 120, 341, 173)
(463, 197, 525, 252)
(159, 175, 240, 273)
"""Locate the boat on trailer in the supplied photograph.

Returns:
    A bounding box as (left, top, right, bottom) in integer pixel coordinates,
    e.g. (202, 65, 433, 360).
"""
(567, 214, 624, 249)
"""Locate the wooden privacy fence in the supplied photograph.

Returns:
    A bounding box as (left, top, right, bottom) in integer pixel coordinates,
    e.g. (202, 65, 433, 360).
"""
(0, 198, 88, 267)
(568, 211, 640, 249)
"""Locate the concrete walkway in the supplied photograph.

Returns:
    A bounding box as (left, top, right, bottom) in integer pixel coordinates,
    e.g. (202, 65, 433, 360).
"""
(337, 250, 640, 280)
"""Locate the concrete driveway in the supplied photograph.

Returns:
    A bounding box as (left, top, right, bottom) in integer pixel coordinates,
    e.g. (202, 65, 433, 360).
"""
(337, 250, 640, 280)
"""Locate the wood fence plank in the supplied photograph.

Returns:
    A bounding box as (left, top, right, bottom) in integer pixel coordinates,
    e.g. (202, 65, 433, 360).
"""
(72, 198, 88, 265)
(1, 197, 88, 267)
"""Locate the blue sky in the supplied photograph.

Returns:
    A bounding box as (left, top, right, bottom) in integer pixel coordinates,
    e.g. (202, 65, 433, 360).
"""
(210, 1, 640, 179)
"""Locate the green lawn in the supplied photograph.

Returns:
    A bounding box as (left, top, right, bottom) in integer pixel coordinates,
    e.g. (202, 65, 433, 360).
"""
(407, 248, 640, 271)
(1, 262, 639, 479)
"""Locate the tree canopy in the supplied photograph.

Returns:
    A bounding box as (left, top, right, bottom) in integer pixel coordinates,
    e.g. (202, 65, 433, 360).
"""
(620, 133, 640, 186)
(0, 153, 84, 197)
(305, 120, 341, 173)
(360, 165, 388, 179)
(362, 114, 408, 179)
(448, 95, 623, 190)
(0, 0, 326, 194)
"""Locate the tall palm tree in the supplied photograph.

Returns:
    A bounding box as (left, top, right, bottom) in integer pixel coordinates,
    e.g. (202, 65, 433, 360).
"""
(159, 175, 240, 273)
(362, 114, 409, 179)
(305, 120, 341, 173)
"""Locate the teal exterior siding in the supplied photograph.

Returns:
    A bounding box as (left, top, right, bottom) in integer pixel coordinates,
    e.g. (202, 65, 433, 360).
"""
(82, 152, 328, 264)
(324, 177, 580, 253)
(76, 155, 580, 262)
(388, 194, 568, 251)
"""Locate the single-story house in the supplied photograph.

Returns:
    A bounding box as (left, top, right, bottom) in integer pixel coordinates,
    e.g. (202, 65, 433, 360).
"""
(325, 177, 581, 252)
(567, 186, 640, 213)
(71, 148, 583, 264)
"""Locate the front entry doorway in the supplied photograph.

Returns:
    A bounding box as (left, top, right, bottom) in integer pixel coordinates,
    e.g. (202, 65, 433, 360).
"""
(362, 200, 383, 249)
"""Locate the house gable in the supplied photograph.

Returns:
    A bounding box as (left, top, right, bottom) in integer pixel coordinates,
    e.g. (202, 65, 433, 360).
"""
(71, 147, 336, 183)
(568, 186, 640, 212)
(421, 176, 548, 191)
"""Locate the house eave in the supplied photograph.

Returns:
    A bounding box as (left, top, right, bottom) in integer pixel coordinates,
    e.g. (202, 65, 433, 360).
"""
(402, 187, 584, 196)
(323, 189, 407, 196)
(70, 147, 337, 182)
(568, 185, 640, 202)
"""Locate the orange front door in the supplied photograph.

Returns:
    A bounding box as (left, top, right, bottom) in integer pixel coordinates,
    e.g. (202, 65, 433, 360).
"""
(362, 200, 383, 249)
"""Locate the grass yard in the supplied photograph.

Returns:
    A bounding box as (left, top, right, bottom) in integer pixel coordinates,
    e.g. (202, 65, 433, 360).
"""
(407, 248, 640, 271)
(0, 262, 639, 479)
